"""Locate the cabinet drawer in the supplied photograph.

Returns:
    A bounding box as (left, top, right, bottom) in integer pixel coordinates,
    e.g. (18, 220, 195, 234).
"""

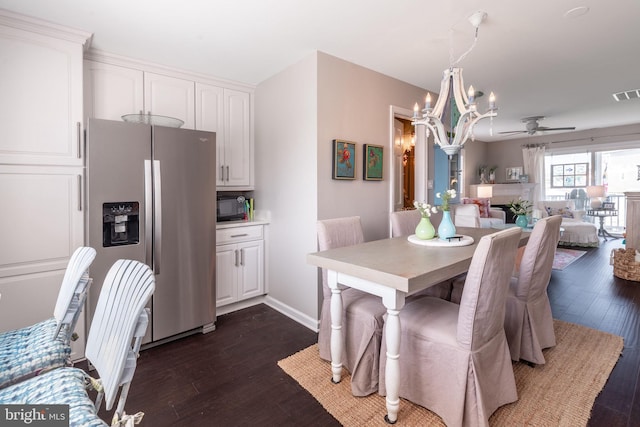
(216, 225, 263, 244)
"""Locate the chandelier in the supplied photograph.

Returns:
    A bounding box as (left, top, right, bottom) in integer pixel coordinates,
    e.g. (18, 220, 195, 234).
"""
(412, 11, 496, 157)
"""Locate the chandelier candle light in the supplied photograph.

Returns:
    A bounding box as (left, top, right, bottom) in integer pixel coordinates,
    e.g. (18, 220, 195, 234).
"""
(412, 11, 497, 157)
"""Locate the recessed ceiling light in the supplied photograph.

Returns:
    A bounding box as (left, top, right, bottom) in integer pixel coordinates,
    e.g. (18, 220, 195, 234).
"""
(564, 6, 590, 19)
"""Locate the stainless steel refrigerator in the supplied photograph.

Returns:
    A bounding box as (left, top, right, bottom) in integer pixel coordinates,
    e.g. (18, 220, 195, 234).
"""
(85, 118, 216, 344)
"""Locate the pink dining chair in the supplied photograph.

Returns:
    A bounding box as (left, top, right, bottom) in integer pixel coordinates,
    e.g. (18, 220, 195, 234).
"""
(504, 215, 562, 365)
(389, 210, 452, 300)
(317, 216, 387, 396)
(378, 227, 522, 427)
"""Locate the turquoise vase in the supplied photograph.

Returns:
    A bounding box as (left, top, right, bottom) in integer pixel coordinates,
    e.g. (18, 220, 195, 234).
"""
(438, 210, 456, 240)
(516, 214, 529, 228)
(415, 217, 436, 240)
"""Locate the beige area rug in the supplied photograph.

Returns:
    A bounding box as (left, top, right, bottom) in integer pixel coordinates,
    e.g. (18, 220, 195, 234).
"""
(278, 320, 623, 426)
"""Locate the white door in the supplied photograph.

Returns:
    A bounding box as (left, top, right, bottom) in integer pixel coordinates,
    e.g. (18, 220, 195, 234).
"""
(144, 72, 195, 129)
(84, 61, 144, 121)
(216, 244, 237, 307)
(238, 240, 264, 300)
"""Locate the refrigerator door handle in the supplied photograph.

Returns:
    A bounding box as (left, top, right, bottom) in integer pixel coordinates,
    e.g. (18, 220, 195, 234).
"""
(153, 160, 162, 275)
(144, 160, 153, 269)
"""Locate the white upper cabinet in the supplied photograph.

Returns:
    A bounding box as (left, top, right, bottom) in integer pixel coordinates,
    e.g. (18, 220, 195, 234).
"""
(222, 89, 252, 187)
(0, 10, 91, 166)
(84, 61, 144, 121)
(144, 72, 195, 129)
(85, 55, 254, 188)
(197, 84, 253, 188)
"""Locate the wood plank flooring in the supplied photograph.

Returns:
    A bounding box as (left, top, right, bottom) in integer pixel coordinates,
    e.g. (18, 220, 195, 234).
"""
(91, 238, 638, 426)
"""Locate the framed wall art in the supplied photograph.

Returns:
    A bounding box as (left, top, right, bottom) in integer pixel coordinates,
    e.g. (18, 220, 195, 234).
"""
(332, 139, 356, 180)
(506, 166, 523, 181)
(363, 144, 383, 180)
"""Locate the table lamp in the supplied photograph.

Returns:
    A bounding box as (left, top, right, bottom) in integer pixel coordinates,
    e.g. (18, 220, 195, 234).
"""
(477, 185, 493, 199)
(586, 185, 605, 208)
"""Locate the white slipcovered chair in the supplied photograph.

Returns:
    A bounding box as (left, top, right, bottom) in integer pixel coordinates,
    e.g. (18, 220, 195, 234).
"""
(379, 227, 521, 427)
(0, 246, 96, 389)
(389, 210, 452, 300)
(454, 204, 482, 227)
(317, 216, 387, 396)
(504, 215, 562, 365)
(0, 259, 155, 426)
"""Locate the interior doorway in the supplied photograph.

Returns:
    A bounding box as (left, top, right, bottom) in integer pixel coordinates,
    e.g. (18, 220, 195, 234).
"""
(393, 117, 416, 210)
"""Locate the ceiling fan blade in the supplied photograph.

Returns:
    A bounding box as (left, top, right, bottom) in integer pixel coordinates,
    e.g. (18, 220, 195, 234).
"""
(498, 130, 527, 135)
(536, 126, 576, 132)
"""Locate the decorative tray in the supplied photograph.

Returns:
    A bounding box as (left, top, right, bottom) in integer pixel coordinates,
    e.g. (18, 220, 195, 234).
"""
(408, 234, 474, 247)
(122, 113, 184, 128)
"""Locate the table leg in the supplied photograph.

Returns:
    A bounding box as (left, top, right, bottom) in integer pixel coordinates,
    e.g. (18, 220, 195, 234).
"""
(384, 308, 401, 424)
(328, 270, 343, 384)
(382, 291, 405, 424)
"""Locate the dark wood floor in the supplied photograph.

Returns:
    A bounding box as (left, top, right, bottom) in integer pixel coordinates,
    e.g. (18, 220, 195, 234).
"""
(93, 238, 639, 426)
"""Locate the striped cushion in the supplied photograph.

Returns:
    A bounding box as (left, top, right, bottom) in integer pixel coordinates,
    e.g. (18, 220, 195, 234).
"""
(0, 367, 107, 427)
(0, 318, 70, 389)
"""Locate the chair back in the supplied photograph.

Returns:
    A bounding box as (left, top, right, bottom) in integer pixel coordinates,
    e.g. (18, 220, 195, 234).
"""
(514, 215, 562, 300)
(454, 204, 481, 228)
(52, 247, 97, 340)
(317, 217, 364, 298)
(457, 227, 521, 350)
(390, 210, 421, 237)
(85, 259, 155, 412)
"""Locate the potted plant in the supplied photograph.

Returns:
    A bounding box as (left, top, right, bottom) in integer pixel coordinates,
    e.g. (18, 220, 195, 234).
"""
(436, 189, 457, 240)
(489, 166, 497, 184)
(413, 201, 438, 240)
(508, 197, 533, 228)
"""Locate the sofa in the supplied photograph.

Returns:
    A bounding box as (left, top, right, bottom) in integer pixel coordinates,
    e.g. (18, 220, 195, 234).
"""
(536, 200, 599, 247)
(459, 198, 506, 228)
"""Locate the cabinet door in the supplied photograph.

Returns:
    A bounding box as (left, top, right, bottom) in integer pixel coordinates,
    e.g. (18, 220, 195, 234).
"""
(224, 89, 252, 186)
(216, 244, 237, 307)
(84, 61, 144, 121)
(144, 72, 195, 129)
(238, 240, 264, 300)
(196, 83, 226, 185)
(0, 165, 84, 278)
(0, 165, 84, 354)
(0, 24, 87, 165)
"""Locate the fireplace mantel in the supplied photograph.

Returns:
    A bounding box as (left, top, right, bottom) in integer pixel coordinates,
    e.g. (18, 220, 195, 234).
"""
(469, 183, 537, 205)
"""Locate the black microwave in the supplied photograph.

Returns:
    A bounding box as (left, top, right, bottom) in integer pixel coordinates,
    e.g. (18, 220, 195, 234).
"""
(217, 195, 246, 222)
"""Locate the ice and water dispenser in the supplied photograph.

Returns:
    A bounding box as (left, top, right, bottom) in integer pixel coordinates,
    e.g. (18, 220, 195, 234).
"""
(102, 202, 140, 247)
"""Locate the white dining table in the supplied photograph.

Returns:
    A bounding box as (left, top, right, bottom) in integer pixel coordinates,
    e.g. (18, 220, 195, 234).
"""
(307, 226, 530, 424)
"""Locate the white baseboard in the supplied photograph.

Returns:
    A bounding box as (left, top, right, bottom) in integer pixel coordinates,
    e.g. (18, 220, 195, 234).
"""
(263, 295, 319, 333)
(215, 295, 320, 333)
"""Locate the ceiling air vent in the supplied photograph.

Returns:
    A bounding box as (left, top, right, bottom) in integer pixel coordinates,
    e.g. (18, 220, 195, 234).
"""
(613, 89, 640, 102)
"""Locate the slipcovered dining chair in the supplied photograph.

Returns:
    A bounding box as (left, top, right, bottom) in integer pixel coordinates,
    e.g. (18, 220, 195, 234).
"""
(0, 246, 96, 389)
(379, 227, 522, 427)
(454, 203, 482, 228)
(504, 215, 562, 365)
(0, 259, 155, 426)
(317, 216, 387, 396)
(389, 210, 452, 300)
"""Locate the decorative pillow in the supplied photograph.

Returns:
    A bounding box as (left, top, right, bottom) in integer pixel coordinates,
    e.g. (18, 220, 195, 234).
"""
(463, 198, 491, 218)
(545, 206, 574, 218)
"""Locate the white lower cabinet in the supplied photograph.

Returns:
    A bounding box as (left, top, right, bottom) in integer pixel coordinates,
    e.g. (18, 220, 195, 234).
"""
(216, 225, 264, 307)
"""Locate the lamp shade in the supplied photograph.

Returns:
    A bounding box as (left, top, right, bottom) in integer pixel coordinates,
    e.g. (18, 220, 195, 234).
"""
(586, 185, 605, 198)
(477, 185, 493, 198)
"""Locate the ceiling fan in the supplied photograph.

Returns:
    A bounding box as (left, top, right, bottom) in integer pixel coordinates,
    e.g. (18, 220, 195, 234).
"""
(499, 116, 576, 136)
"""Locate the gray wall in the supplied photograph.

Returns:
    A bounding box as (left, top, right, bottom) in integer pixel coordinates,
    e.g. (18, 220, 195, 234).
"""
(255, 51, 425, 328)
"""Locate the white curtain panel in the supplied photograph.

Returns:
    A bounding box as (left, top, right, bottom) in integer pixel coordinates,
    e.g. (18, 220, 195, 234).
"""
(522, 146, 546, 203)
